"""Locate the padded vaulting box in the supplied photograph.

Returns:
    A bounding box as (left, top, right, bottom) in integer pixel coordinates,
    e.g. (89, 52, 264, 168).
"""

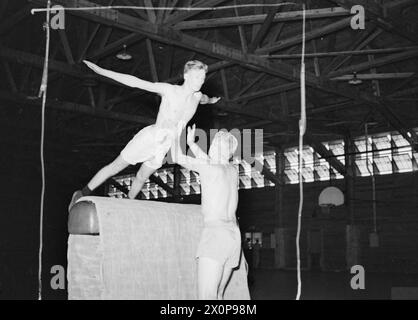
(67, 197, 250, 300)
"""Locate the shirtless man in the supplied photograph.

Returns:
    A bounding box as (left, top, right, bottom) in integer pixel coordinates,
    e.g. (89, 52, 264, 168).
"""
(171, 124, 241, 300)
(68, 60, 220, 210)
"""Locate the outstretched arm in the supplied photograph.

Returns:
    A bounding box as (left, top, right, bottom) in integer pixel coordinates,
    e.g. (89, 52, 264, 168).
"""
(200, 94, 221, 105)
(171, 126, 208, 173)
(83, 60, 170, 95)
(187, 124, 209, 161)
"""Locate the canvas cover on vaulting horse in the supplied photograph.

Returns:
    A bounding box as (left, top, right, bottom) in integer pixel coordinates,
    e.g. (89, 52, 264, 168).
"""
(67, 197, 250, 300)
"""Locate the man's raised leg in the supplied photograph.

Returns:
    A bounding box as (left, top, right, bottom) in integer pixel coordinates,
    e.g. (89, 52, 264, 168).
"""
(128, 163, 156, 199)
(88, 155, 130, 191)
(197, 257, 224, 300)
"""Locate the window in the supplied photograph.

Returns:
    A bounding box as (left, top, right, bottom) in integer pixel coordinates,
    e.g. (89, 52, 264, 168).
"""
(373, 135, 392, 175)
(392, 134, 413, 173)
(107, 129, 418, 199)
(284, 148, 300, 184)
(328, 140, 345, 180)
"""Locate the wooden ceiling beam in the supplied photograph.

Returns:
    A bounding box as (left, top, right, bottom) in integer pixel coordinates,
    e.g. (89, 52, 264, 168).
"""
(328, 49, 418, 78)
(322, 26, 382, 74)
(233, 0, 248, 54)
(89, 33, 144, 61)
(0, 45, 136, 88)
(233, 73, 265, 99)
(149, 174, 175, 196)
(232, 83, 299, 103)
(1, 61, 18, 93)
(161, 44, 174, 80)
(0, 45, 87, 78)
(376, 103, 418, 152)
(164, 0, 229, 25)
(174, 7, 350, 30)
(257, 17, 353, 54)
(0, 4, 32, 35)
(31, 1, 347, 98)
(248, 6, 280, 53)
(119, 0, 148, 20)
(266, 46, 418, 59)
(331, 72, 416, 81)
(29, 0, 418, 148)
(78, 23, 101, 62)
(220, 68, 230, 100)
(156, 0, 168, 24)
(77, 0, 115, 62)
(384, 0, 417, 10)
(389, 87, 418, 98)
(145, 38, 159, 81)
(109, 178, 129, 196)
(305, 135, 347, 176)
(32, 1, 394, 107)
(163, 0, 179, 20)
(28, 0, 410, 115)
(254, 159, 285, 185)
(0, 91, 154, 125)
(58, 29, 75, 65)
(143, 0, 157, 23)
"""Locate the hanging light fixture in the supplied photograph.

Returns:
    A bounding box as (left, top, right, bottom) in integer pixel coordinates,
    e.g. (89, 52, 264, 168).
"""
(216, 110, 229, 116)
(116, 45, 132, 61)
(349, 72, 362, 85)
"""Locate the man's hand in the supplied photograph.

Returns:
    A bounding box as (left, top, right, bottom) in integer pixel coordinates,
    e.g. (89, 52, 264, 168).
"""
(186, 124, 210, 161)
(208, 97, 221, 104)
(200, 94, 221, 105)
(83, 60, 103, 75)
(187, 124, 196, 146)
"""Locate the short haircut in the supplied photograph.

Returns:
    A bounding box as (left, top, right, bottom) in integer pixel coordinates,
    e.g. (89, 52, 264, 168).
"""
(213, 131, 239, 157)
(184, 60, 208, 75)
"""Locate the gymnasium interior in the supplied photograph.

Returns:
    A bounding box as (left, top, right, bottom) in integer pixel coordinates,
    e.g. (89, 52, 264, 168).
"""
(0, 0, 417, 300)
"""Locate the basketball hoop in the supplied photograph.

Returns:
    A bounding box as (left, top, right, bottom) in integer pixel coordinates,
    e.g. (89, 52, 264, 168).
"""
(318, 187, 344, 213)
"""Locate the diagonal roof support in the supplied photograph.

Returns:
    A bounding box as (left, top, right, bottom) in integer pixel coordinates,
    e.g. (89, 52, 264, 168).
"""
(254, 159, 285, 185)
(174, 7, 350, 30)
(328, 49, 418, 78)
(164, 0, 229, 25)
(29, 0, 418, 149)
(149, 174, 175, 196)
(0, 4, 33, 35)
(305, 135, 347, 176)
(248, 6, 280, 53)
(0, 91, 154, 125)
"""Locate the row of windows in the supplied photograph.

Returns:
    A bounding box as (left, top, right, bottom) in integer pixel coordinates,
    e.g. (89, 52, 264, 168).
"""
(107, 130, 418, 200)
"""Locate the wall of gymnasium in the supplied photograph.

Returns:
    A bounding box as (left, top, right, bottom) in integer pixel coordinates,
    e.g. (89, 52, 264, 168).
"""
(236, 172, 418, 273)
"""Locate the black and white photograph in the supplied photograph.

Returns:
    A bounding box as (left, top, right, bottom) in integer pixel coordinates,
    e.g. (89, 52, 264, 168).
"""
(0, 0, 417, 304)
